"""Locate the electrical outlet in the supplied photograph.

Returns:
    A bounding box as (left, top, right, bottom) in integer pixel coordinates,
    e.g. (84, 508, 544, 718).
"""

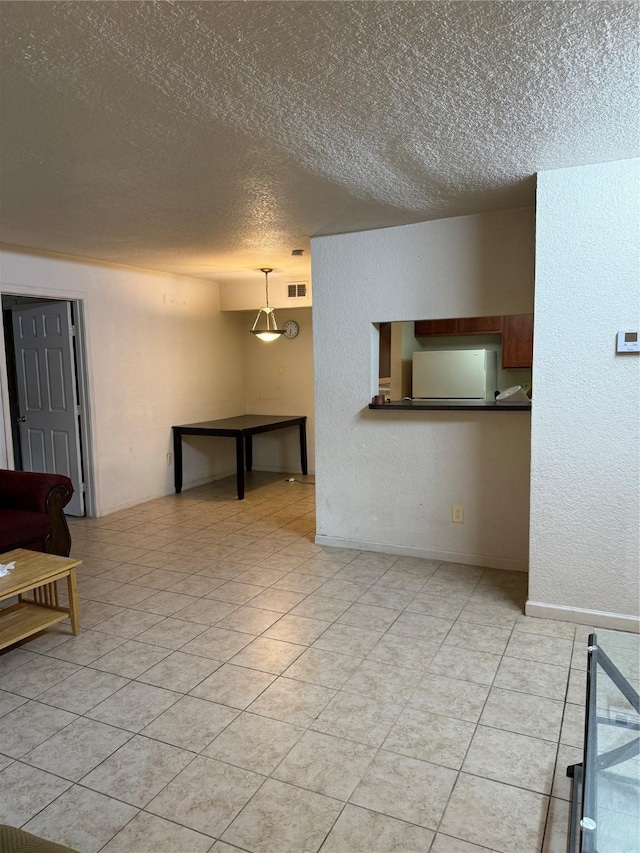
(166, 452, 173, 465)
(452, 504, 464, 523)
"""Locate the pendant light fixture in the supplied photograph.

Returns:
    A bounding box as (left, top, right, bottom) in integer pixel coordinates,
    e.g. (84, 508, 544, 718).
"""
(250, 267, 285, 341)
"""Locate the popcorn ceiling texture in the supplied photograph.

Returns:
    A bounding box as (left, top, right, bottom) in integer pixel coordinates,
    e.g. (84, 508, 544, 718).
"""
(0, 1, 637, 282)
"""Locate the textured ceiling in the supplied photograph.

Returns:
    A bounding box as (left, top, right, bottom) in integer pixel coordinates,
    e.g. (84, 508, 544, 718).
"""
(0, 1, 637, 285)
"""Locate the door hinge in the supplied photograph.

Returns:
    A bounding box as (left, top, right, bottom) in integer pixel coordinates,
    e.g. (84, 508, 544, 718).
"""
(70, 325, 76, 337)
(76, 405, 81, 417)
(80, 483, 87, 493)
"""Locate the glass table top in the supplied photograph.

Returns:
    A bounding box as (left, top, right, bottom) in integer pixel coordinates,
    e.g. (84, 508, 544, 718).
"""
(583, 628, 640, 852)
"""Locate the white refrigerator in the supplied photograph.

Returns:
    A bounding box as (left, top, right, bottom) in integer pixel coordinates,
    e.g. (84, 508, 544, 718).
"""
(412, 349, 497, 400)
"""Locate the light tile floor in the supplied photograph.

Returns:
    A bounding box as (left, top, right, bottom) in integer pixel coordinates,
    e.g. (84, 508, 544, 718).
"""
(0, 472, 587, 853)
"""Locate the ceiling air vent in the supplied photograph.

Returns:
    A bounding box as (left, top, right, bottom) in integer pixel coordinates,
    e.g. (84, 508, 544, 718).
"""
(287, 282, 308, 299)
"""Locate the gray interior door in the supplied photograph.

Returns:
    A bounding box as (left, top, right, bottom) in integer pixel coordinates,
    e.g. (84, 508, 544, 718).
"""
(12, 301, 84, 515)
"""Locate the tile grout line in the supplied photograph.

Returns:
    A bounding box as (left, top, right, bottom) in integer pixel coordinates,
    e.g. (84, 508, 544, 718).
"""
(1, 476, 590, 853)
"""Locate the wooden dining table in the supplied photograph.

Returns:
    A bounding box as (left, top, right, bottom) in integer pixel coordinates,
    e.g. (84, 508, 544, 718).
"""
(172, 414, 308, 500)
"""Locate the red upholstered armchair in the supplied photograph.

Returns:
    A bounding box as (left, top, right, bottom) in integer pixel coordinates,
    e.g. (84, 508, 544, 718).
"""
(0, 469, 74, 557)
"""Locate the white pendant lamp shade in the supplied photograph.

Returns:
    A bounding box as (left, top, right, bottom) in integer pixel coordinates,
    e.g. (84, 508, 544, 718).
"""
(250, 268, 285, 341)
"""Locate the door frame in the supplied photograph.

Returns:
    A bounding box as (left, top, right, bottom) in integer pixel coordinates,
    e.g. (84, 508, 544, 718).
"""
(0, 292, 96, 517)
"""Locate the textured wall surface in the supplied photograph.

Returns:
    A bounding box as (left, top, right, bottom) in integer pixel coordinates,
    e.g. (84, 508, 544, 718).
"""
(220, 275, 312, 311)
(530, 159, 640, 623)
(243, 306, 315, 473)
(312, 208, 534, 570)
(0, 249, 246, 514)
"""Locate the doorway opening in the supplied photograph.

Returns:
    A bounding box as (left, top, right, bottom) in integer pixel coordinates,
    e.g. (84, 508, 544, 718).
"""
(2, 295, 93, 517)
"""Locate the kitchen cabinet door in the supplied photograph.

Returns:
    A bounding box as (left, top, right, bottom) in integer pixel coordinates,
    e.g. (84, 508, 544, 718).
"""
(414, 318, 459, 336)
(378, 322, 392, 379)
(457, 316, 502, 334)
(502, 314, 534, 368)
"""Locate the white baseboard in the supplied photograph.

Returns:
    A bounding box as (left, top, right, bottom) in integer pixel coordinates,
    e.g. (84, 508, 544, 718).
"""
(314, 535, 528, 572)
(526, 600, 640, 633)
(248, 465, 315, 475)
(93, 466, 312, 516)
(95, 468, 236, 516)
(181, 469, 238, 491)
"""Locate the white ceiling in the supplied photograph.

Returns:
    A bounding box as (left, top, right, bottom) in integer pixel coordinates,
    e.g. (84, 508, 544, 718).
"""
(0, 1, 637, 286)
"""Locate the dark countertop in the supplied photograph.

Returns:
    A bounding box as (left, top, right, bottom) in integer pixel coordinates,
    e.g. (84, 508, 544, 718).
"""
(368, 400, 531, 411)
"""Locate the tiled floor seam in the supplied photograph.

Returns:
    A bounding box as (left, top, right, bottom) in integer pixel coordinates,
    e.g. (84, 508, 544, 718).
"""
(215, 766, 350, 853)
(17, 750, 206, 843)
(2, 476, 571, 852)
(423, 613, 556, 844)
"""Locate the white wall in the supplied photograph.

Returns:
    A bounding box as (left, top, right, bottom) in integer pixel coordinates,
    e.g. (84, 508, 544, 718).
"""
(220, 274, 312, 310)
(311, 208, 535, 571)
(529, 159, 640, 629)
(243, 306, 315, 473)
(0, 248, 246, 514)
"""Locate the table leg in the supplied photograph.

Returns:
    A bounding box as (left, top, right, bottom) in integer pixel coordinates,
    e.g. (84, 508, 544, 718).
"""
(235, 435, 246, 500)
(66, 568, 81, 634)
(245, 435, 253, 471)
(173, 429, 183, 494)
(299, 421, 308, 475)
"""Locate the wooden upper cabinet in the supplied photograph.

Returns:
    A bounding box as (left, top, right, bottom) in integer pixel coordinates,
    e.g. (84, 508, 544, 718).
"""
(457, 316, 502, 334)
(502, 314, 534, 368)
(415, 318, 459, 336)
(415, 316, 502, 336)
(378, 322, 392, 378)
(414, 313, 534, 368)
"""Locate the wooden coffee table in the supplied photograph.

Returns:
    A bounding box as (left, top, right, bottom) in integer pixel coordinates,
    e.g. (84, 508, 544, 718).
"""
(0, 549, 81, 650)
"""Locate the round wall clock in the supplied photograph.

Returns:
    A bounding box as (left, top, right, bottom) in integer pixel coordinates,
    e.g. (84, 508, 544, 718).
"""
(283, 320, 299, 339)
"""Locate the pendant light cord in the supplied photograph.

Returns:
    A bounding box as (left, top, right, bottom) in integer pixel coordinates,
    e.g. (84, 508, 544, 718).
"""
(261, 267, 272, 308)
(251, 267, 284, 339)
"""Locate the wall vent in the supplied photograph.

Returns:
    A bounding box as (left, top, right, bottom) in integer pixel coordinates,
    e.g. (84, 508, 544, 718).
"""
(287, 282, 308, 299)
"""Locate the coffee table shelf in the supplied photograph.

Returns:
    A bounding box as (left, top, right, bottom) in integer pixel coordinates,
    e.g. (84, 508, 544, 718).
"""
(0, 601, 72, 648)
(0, 549, 82, 650)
